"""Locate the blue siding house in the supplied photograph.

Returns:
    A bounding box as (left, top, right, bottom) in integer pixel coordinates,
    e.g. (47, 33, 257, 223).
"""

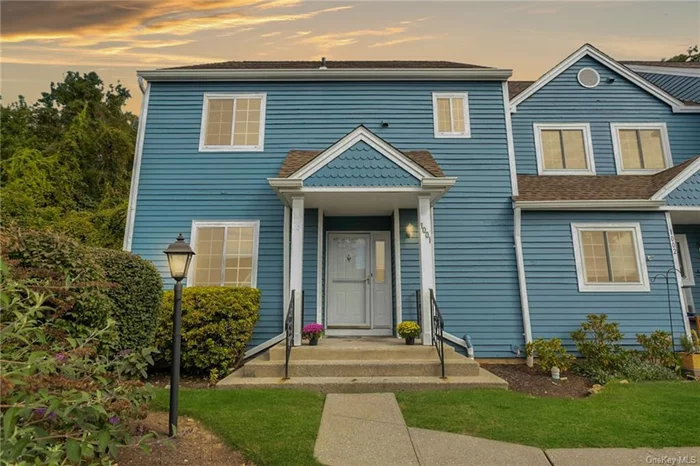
(125, 45, 700, 362)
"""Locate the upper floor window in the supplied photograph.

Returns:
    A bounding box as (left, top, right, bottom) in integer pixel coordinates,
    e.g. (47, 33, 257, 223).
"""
(432, 92, 471, 138)
(199, 94, 266, 152)
(610, 123, 671, 174)
(571, 223, 649, 292)
(188, 221, 260, 287)
(534, 123, 595, 175)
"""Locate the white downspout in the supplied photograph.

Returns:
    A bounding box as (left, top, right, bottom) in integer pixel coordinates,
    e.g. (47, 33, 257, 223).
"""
(514, 206, 534, 366)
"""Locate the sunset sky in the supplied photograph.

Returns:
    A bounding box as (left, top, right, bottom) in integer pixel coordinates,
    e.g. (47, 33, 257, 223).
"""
(2, 1, 699, 114)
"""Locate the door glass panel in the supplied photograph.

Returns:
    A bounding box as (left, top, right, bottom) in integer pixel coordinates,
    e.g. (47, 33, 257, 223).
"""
(375, 240, 386, 283)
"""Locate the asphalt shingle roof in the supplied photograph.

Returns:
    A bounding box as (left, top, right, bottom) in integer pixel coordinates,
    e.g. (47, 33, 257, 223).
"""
(508, 81, 534, 99)
(168, 60, 490, 70)
(515, 157, 699, 201)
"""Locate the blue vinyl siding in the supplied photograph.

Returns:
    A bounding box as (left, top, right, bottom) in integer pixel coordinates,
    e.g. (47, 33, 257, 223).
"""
(399, 209, 420, 323)
(522, 211, 686, 348)
(637, 72, 700, 104)
(513, 56, 700, 174)
(131, 80, 520, 353)
(303, 209, 318, 326)
(673, 225, 700, 313)
(305, 141, 419, 187)
(666, 171, 700, 206)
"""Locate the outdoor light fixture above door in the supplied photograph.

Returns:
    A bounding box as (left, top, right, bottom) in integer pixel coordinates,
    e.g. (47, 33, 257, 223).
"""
(405, 223, 415, 239)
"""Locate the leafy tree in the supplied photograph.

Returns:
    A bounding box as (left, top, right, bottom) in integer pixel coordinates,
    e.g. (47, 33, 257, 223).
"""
(1, 72, 137, 247)
(663, 45, 700, 62)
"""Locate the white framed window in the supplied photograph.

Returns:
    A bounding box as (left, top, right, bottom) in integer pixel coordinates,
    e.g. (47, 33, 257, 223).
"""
(571, 223, 650, 292)
(534, 123, 596, 175)
(187, 221, 260, 287)
(199, 93, 266, 152)
(577, 68, 600, 88)
(675, 233, 695, 287)
(610, 123, 672, 174)
(432, 92, 471, 138)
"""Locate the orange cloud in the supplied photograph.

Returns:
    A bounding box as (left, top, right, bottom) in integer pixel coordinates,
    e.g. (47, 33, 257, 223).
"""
(369, 35, 437, 48)
(297, 26, 406, 51)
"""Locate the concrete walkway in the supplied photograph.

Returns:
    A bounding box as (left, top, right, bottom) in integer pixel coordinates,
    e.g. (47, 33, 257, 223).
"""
(314, 393, 700, 466)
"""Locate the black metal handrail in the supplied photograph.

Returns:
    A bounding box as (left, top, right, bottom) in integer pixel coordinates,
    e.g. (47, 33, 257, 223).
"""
(429, 289, 446, 379)
(283, 290, 295, 380)
(415, 289, 422, 328)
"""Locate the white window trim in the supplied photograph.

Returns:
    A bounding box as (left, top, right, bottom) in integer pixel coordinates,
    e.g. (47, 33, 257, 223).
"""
(610, 122, 672, 175)
(533, 123, 596, 175)
(571, 222, 650, 293)
(675, 233, 695, 287)
(432, 92, 471, 138)
(186, 220, 261, 288)
(198, 93, 266, 152)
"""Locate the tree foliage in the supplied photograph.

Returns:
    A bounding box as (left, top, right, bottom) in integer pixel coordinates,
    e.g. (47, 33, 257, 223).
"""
(663, 45, 700, 63)
(1, 71, 137, 248)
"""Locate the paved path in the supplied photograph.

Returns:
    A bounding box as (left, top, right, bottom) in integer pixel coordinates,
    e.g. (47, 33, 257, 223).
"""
(314, 393, 700, 466)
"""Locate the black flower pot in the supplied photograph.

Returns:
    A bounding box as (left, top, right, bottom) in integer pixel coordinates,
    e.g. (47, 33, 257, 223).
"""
(309, 336, 319, 346)
(405, 336, 415, 345)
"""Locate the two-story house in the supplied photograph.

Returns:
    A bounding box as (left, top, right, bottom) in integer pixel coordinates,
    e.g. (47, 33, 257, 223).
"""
(124, 45, 700, 367)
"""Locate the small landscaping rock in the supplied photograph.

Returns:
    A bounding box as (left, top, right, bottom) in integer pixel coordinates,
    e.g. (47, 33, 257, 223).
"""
(588, 384, 603, 395)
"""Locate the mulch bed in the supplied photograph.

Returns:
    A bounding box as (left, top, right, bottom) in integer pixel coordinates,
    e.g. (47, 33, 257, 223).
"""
(118, 412, 249, 465)
(147, 373, 212, 389)
(482, 364, 593, 398)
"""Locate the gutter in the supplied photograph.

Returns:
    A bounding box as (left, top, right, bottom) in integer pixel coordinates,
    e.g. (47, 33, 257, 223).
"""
(137, 68, 513, 82)
(515, 199, 665, 210)
(513, 206, 533, 365)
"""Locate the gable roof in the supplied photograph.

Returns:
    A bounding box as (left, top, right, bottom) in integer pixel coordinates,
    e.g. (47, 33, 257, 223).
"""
(508, 81, 534, 99)
(509, 44, 698, 113)
(515, 156, 700, 202)
(621, 61, 700, 69)
(168, 60, 490, 70)
(278, 126, 444, 180)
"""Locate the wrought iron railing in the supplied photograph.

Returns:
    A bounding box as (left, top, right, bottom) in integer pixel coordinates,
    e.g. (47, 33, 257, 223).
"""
(283, 290, 295, 380)
(429, 289, 446, 379)
(415, 289, 422, 328)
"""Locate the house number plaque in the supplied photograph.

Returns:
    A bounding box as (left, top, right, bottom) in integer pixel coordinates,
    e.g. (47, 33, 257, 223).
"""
(420, 222, 431, 243)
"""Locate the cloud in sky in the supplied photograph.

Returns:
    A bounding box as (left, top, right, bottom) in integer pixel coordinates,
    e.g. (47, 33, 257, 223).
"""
(369, 35, 438, 48)
(295, 26, 407, 52)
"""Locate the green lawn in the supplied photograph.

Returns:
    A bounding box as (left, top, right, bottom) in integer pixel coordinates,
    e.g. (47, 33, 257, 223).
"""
(397, 382, 700, 449)
(151, 389, 325, 466)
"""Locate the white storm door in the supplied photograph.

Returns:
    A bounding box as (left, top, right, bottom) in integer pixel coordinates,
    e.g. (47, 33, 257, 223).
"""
(327, 233, 371, 328)
(372, 232, 393, 329)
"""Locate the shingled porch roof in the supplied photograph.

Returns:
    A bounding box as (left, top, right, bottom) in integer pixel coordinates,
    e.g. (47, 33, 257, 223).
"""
(278, 148, 445, 178)
(515, 156, 700, 202)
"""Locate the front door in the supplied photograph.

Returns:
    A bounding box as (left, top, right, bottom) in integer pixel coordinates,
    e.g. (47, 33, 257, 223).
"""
(326, 232, 393, 335)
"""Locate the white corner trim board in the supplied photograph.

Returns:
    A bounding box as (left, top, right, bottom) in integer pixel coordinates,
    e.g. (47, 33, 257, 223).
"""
(289, 197, 305, 346)
(283, 206, 291, 330)
(316, 209, 324, 324)
(509, 44, 697, 113)
(533, 123, 596, 175)
(123, 83, 151, 251)
(664, 213, 692, 338)
(501, 82, 519, 196)
(291, 126, 432, 181)
(651, 157, 700, 201)
(570, 222, 650, 293)
(610, 122, 673, 175)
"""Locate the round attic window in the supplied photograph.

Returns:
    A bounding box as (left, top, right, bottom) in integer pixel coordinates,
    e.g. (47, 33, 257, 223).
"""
(577, 68, 600, 88)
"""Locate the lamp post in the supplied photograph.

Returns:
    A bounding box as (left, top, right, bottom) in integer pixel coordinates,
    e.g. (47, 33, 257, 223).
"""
(163, 233, 195, 437)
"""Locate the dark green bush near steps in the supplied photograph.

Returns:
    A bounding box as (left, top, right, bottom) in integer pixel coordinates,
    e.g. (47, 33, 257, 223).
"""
(91, 248, 163, 351)
(155, 287, 260, 377)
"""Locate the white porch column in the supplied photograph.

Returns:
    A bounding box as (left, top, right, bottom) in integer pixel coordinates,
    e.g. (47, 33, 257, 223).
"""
(290, 196, 305, 346)
(418, 195, 435, 345)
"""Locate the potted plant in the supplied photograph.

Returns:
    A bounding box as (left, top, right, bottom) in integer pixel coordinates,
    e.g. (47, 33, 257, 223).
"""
(397, 321, 421, 345)
(302, 323, 324, 346)
(680, 330, 700, 378)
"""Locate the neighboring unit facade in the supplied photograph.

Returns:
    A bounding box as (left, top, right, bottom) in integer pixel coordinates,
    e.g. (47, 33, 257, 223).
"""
(126, 45, 700, 359)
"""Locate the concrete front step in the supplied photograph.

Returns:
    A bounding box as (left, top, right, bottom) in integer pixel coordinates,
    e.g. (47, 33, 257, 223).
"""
(217, 369, 508, 393)
(243, 359, 480, 378)
(267, 345, 462, 361)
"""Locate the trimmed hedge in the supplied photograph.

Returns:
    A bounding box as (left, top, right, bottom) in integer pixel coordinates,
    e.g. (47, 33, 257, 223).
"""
(1, 227, 113, 332)
(92, 248, 163, 351)
(155, 287, 261, 376)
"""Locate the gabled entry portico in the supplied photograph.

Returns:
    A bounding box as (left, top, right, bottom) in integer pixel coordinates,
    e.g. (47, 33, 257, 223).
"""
(269, 126, 456, 345)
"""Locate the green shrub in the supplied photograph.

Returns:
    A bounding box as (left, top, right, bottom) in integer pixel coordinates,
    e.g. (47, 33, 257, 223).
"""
(636, 330, 678, 368)
(0, 273, 156, 465)
(92, 248, 163, 352)
(570, 314, 623, 369)
(525, 338, 576, 372)
(575, 352, 679, 384)
(155, 286, 260, 376)
(1, 227, 114, 337)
